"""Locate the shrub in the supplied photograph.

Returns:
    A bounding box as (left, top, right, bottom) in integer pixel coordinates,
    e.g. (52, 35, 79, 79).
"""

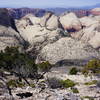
(17, 82, 25, 88)
(82, 96, 94, 100)
(60, 79, 76, 88)
(82, 68, 89, 75)
(47, 77, 76, 89)
(7, 80, 17, 88)
(38, 61, 52, 73)
(71, 87, 79, 93)
(0, 46, 38, 78)
(84, 80, 97, 85)
(69, 67, 78, 75)
(7, 80, 25, 88)
(46, 77, 62, 89)
(30, 84, 35, 88)
(82, 59, 100, 75)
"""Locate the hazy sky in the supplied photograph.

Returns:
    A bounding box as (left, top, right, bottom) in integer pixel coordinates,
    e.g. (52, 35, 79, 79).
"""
(0, 0, 100, 8)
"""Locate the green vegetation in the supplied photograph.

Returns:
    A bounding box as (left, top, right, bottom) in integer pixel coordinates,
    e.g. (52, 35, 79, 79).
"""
(0, 46, 52, 87)
(30, 84, 35, 88)
(0, 46, 38, 78)
(71, 87, 79, 93)
(0, 46, 53, 95)
(60, 79, 76, 88)
(84, 80, 97, 85)
(82, 59, 100, 75)
(7, 80, 17, 88)
(69, 67, 78, 75)
(17, 82, 25, 88)
(82, 96, 94, 100)
(47, 77, 76, 89)
(7, 80, 25, 88)
(0, 46, 52, 79)
(38, 61, 52, 73)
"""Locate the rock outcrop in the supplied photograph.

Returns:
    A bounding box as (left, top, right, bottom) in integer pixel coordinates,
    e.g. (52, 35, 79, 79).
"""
(0, 8, 26, 51)
(40, 12, 53, 27)
(46, 14, 59, 30)
(0, 8, 99, 63)
(15, 12, 100, 61)
(37, 37, 100, 64)
(0, 26, 23, 51)
(80, 16, 99, 27)
(16, 13, 65, 46)
(59, 13, 82, 32)
(73, 19, 100, 49)
(90, 8, 100, 16)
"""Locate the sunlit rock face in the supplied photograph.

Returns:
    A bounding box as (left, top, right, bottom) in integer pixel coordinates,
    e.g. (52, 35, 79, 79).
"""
(37, 37, 100, 64)
(91, 8, 100, 16)
(46, 14, 60, 30)
(0, 8, 99, 62)
(73, 17, 100, 49)
(0, 8, 26, 51)
(16, 11, 100, 57)
(59, 13, 82, 32)
(79, 16, 99, 27)
(16, 13, 65, 46)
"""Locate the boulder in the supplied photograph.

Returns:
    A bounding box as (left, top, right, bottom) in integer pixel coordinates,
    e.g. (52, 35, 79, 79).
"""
(37, 37, 100, 64)
(22, 14, 41, 25)
(94, 15, 100, 22)
(40, 12, 53, 27)
(46, 15, 59, 30)
(0, 26, 24, 51)
(89, 31, 100, 49)
(72, 24, 100, 49)
(59, 13, 82, 31)
(80, 16, 99, 27)
(16, 14, 41, 29)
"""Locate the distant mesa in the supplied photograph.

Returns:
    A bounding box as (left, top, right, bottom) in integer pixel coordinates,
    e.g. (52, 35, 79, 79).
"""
(90, 8, 100, 16)
(92, 8, 100, 11)
(7, 8, 46, 19)
(5, 7, 100, 20)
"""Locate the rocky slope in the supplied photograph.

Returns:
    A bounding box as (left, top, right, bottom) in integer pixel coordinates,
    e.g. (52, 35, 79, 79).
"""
(15, 12, 65, 47)
(0, 8, 100, 100)
(0, 67, 100, 100)
(37, 37, 99, 64)
(14, 10, 100, 65)
(0, 8, 99, 64)
(0, 8, 26, 51)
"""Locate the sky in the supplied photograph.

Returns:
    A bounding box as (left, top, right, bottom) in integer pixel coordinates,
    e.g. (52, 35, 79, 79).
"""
(0, 0, 100, 8)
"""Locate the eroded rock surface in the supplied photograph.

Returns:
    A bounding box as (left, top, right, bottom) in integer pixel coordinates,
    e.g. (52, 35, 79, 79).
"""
(0, 9, 26, 51)
(59, 13, 82, 32)
(37, 37, 100, 64)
